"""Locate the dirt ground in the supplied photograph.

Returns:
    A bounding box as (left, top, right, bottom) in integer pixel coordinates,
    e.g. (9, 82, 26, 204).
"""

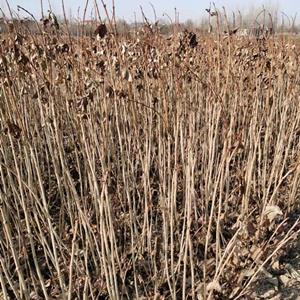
(252, 238, 300, 300)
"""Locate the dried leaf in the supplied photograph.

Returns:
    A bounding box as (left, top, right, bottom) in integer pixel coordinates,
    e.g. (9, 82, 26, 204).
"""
(264, 205, 283, 223)
(95, 23, 108, 39)
(121, 68, 132, 82)
(206, 280, 221, 293)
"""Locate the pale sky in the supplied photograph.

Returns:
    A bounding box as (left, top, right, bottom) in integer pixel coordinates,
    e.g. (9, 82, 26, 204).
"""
(1, 0, 300, 23)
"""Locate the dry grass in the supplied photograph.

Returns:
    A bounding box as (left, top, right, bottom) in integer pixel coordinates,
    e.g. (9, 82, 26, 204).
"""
(0, 24, 300, 299)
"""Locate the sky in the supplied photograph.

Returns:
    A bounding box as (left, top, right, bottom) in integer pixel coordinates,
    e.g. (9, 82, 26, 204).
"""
(1, 0, 300, 23)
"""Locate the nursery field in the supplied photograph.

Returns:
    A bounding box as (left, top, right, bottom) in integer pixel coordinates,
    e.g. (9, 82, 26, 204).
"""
(0, 23, 300, 299)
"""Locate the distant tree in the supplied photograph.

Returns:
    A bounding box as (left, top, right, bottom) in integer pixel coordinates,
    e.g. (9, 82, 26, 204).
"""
(184, 19, 194, 29)
(116, 19, 130, 35)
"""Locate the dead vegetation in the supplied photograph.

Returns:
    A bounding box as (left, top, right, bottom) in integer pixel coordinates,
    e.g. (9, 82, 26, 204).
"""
(0, 17, 300, 300)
